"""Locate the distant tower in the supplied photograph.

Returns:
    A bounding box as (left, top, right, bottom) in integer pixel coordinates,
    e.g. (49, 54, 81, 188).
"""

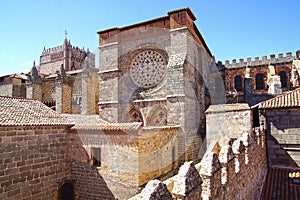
(38, 36, 92, 75)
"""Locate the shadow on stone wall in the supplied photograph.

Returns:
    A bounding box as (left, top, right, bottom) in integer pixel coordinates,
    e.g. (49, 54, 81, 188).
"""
(267, 134, 300, 168)
(129, 128, 267, 200)
(265, 111, 300, 167)
(67, 130, 116, 200)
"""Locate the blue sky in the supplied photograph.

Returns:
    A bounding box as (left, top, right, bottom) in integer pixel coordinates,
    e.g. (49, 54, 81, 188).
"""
(1, 0, 299, 75)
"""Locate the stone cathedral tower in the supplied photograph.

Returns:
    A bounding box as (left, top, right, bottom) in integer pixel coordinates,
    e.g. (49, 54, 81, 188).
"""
(97, 8, 215, 164)
(38, 37, 91, 75)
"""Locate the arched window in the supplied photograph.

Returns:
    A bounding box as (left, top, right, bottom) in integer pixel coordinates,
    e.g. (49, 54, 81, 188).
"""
(278, 71, 288, 88)
(255, 73, 264, 90)
(234, 75, 243, 92)
(148, 106, 167, 126)
(129, 108, 143, 125)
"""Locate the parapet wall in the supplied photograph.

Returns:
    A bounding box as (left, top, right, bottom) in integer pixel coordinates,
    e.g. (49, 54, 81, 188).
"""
(129, 128, 267, 200)
(222, 51, 299, 69)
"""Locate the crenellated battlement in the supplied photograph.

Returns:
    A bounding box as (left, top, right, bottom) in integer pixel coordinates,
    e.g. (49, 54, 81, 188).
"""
(222, 51, 299, 69)
(41, 44, 90, 55)
(39, 38, 95, 75)
(42, 45, 64, 55)
(129, 128, 267, 200)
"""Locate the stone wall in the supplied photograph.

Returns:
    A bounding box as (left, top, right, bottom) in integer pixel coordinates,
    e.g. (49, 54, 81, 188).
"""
(71, 161, 115, 200)
(0, 77, 26, 98)
(56, 76, 74, 114)
(0, 123, 116, 200)
(81, 65, 99, 115)
(72, 72, 83, 114)
(138, 127, 179, 185)
(69, 126, 180, 199)
(261, 108, 300, 167)
(129, 128, 267, 200)
(205, 104, 252, 147)
(0, 126, 71, 200)
(0, 84, 13, 97)
(68, 128, 140, 199)
(67, 129, 116, 200)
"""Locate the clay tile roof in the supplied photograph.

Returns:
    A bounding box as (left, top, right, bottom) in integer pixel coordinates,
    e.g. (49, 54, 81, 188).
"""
(260, 167, 300, 200)
(258, 88, 300, 109)
(96, 122, 142, 131)
(63, 114, 142, 131)
(0, 96, 73, 126)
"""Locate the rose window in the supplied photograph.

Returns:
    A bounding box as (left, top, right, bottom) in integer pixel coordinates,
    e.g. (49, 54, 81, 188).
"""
(130, 50, 167, 88)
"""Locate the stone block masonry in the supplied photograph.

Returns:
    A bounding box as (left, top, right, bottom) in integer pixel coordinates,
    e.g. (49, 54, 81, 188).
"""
(205, 104, 252, 147)
(56, 75, 75, 114)
(0, 126, 71, 200)
(262, 108, 300, 167)
(129, 129, 267, 200)
(71, 161, 115, 199)
(0, 124, 116, 200)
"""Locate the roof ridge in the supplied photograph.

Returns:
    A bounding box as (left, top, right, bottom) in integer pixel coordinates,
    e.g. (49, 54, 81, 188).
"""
(0, 96, 35, 101)
(258, 87, 300, 109)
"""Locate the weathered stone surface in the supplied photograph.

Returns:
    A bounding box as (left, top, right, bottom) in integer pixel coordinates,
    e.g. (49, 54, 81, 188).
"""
(263, 108, 300, 167)
(0, 127, 70, 200)
(131, 103, 267, 200)
(206, 103, 252, 147)
(129, 180, 172, 200)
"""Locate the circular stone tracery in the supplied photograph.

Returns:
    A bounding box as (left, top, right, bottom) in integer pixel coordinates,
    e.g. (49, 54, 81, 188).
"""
(130, 50, 167, 88)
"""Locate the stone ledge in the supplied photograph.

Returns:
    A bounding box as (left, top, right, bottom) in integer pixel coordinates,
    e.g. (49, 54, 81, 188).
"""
(205, 103, 250, 114)
(98, 68, 120, 74)
(131, 98, 167, 103)
(98, 42, 119, 48)
(98, 101, 119, 105)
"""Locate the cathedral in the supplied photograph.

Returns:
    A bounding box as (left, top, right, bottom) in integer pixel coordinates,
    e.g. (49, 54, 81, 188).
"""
(0, 7, 300, 200)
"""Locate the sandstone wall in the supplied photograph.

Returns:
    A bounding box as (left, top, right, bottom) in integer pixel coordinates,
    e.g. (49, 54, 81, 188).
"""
(71, 161, 115, 199)
(0, 126, 71, 200)
(72, 72, 83, 114)
(39, 60, 62, 75)
(129, 128, 267, 200)
(27, 82, 43, 102)
(67, 129, 116, 200)
(69, 127, 180, 199)
(56, 76, 74, 114)
(205, 104, 252, 147)
(0, 84, 13, 97)
(263, 108, 300, 167)
(81, 66, 99, 115)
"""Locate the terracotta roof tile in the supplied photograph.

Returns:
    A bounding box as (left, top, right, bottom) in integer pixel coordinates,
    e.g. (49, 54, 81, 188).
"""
(260, 167, 300, 200)
(258, 88, 300, 109)
(0, 96, 73, 126)
(63, 114, 142, 131)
